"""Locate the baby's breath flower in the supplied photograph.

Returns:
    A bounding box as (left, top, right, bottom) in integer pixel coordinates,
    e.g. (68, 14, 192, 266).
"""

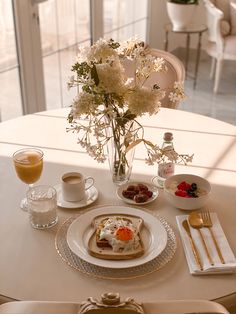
(169, 82, 186, 103)
(87, 38, 119, 63)
(95, 62, 125, 94)
(67, 38, 191, 166)
(71, 92, 97, 116)
(126, 86, 164, 116)
(77, 45, 90, 63)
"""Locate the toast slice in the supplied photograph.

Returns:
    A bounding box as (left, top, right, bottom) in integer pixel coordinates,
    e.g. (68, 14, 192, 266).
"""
(96, 216, 135, 248)
(87, 214, 144, 260)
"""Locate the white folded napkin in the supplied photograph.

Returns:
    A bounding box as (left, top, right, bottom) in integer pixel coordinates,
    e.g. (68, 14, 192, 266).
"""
(176, 213, 236, 275)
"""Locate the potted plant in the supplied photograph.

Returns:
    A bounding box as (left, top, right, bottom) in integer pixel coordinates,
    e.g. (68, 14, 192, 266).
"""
(167, 0, 199, 31)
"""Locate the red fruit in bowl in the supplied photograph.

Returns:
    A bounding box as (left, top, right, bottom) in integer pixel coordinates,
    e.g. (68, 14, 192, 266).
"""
(175, 190, 188, 197)
(177, 181, 191, 191)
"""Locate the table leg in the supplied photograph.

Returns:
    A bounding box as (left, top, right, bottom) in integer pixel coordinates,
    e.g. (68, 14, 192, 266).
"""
(185, 34, 190, 74)
(194, 31, 203, 89)
(164, 30, 169, 51)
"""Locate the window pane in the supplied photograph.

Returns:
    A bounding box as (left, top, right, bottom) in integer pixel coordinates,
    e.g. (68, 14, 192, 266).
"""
(0, 69, 22, 121)
(39, 0, 91, 110)
(104, 0, 148, 41)
(42, 44, 90, 111)
(104, 20, 148, 42)
(0, 0, 23, 121)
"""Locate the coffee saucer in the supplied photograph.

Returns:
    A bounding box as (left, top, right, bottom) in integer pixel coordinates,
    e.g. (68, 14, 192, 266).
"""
(151, 176, 164, 189)
(54, 184, 98, 209)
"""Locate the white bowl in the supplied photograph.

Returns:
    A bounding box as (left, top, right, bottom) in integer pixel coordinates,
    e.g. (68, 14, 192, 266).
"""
(164, 174, 211, 210)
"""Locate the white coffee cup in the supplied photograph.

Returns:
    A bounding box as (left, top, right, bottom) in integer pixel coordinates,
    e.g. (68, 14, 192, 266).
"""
(61, 172, 94, 202)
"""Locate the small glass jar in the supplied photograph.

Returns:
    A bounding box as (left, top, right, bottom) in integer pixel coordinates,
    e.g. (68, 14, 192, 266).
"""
(157, 132, 175, 188)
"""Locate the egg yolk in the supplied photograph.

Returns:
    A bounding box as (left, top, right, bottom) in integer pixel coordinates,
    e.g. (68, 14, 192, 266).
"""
(115, 227, 133, 241)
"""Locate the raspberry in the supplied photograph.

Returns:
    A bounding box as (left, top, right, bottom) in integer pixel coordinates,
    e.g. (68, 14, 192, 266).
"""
(175, 190, 188, 197)
(177, 181, 191, 191)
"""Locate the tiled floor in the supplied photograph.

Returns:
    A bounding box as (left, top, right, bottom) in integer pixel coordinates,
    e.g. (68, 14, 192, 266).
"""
(176, 50, 236, 126)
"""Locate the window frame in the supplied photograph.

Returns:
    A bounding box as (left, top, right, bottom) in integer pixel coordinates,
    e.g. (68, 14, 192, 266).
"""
(13, 0, 46, 114)
(12, 0, 152, 115)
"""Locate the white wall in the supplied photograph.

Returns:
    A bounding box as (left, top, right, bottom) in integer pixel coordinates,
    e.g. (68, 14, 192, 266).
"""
(148, 0, 208, 52)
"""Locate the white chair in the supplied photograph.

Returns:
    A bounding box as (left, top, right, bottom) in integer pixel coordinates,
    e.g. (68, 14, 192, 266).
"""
(0, 294, 230, 314)
(203, 0, 236, 93)
(123, 48, 185, 109)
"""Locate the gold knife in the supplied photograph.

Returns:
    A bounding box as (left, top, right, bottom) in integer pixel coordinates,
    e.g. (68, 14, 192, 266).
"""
(182, 220, 203, 271)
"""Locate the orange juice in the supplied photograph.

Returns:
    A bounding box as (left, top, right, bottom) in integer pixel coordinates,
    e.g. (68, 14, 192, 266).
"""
(14, 151, 43, 184)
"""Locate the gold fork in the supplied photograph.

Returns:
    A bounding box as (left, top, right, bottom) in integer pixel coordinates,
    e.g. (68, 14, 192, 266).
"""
(201, 211, 225, 264)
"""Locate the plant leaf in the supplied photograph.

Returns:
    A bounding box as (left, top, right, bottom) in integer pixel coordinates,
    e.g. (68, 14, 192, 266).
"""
(91, 64, 99, 86)
(143, 139, 155, 148)
(125, 139, 143, 153)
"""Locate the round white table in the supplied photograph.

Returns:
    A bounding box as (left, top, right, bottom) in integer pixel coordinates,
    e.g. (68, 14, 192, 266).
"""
(0, 108, 235, 306)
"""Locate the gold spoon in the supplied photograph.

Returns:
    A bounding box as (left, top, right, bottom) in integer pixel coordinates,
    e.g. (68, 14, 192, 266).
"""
(188, 212, 214, 266)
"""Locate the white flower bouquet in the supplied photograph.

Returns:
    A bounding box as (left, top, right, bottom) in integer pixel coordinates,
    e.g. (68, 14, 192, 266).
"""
(67, 38, 192, 183)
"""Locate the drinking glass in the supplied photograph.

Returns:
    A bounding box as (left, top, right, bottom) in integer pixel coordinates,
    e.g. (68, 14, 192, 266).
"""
(26, 185, 58, 229)
(13, 148, 44, 210)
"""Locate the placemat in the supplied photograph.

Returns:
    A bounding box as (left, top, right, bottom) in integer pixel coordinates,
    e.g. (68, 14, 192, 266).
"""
(55, 209, 177, 279)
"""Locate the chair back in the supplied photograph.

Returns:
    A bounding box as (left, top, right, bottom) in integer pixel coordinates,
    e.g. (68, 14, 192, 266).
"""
(203, 0, 224, 43)
(123, 49, 185, 109)
(0, 298, 230, 314)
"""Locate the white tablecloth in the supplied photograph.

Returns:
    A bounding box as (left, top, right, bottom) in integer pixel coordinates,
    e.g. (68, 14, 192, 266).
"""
(0, 108, 235, 303)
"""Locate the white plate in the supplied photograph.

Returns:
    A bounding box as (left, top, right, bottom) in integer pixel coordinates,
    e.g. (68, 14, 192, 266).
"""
(55, 184, 98, 209)
(116, 181, 159, 205)
(151, 176, 164, 189)
(66, 205, 167, 268)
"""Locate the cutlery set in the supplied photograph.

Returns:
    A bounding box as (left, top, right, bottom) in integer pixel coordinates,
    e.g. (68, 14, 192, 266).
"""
(182, 211, 225, 271)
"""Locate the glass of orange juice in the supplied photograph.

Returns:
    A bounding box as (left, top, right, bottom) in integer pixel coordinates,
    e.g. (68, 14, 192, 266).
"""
(13, 148, 44, 210)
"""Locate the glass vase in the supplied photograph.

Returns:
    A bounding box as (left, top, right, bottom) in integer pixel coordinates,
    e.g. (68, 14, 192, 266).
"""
(106, 119, 136, 185)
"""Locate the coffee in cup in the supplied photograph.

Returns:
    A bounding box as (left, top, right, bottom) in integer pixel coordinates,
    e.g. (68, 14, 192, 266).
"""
(61, 172, 94, 202)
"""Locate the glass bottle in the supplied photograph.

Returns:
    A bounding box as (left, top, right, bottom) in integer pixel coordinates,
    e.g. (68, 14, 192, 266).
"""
(157, 132, 175, 188)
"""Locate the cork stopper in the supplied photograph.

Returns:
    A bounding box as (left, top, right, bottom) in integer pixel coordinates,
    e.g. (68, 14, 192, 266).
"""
(163, 132, 173, 141)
